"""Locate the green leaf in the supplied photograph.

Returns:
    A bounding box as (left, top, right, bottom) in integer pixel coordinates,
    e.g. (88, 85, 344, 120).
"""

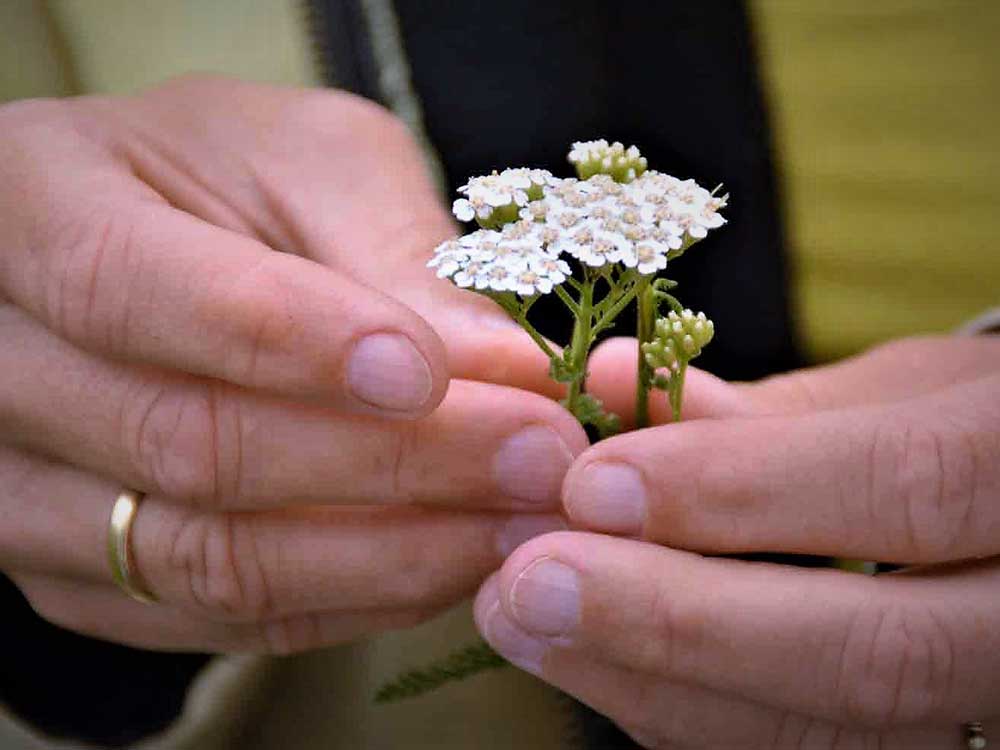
(375, 641, 508, 704)
(549, 357, 577, 383)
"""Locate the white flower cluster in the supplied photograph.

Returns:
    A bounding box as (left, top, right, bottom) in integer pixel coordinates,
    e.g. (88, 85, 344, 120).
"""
(452, 168, 552, 223)
(432, 164, 726, 298)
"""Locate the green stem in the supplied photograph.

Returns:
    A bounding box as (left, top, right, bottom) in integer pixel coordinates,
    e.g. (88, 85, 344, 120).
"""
(635, 280, 655, 429)
(490, 293, 559, 361)
(592, 279, 641, 335)
(565, 277, 594, 414)
(669, 363, 687, 422)
(554, 284, 581, 316)
(516, 315, 557, 360)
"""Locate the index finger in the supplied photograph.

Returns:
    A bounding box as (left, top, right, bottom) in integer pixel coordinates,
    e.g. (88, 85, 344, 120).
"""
(0, 113, 447, 416)
(563, 374, 1000, 563)
(586, 335, 1000, 425)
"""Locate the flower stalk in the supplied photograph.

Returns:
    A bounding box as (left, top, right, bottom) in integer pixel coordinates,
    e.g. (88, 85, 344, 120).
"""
(378, 139, 727, 703)
(565, 275, 594, 415)
(635, 280, 656, 429)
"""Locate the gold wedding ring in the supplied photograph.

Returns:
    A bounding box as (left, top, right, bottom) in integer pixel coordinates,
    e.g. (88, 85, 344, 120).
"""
(107, 489, 157, 604)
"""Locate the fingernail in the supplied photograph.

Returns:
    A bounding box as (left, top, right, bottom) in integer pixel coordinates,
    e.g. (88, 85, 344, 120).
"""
(493, 426, 574, 507)
(346, 333, 432, 412)
(565, 462, 646, 536)
(482, 601, 546, 675)
(496, 515, 567, 558)
(510, 557, 580, 637)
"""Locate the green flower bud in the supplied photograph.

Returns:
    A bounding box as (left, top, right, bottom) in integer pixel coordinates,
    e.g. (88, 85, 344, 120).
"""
(567, 140, 648, 184)
(641, 338, 680, 371)
(643, 309, 715, 370)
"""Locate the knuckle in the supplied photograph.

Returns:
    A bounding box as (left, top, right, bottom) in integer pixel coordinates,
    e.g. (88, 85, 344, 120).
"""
(332, 420, 421, 506)
(167, 511, 275, 620)
(377, 532, 473, 610)
(835, 601, 952, 728)
(123, 379, 243, 507)
(383, 551, 451, 609)
(757, 370, 823, 414)
(211, 257, 305, 387)
(676, 427, 758, 521)
(320, 88, 409, 141)
(387, 421, 421, 503)
(870, 422, 975, 561)
(280, 87, 412, 152)
(633, 575, 697, 678)
(38, 204, 138, 354)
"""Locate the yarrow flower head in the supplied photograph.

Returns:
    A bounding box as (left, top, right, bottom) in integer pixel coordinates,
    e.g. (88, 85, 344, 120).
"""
(433, 157, 727, 298)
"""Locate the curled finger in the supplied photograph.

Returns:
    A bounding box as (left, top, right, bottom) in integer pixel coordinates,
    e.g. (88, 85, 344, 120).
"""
(2, 307, 586, 510)
(12, 572, 439, 655)
(0, 444, 564, 622)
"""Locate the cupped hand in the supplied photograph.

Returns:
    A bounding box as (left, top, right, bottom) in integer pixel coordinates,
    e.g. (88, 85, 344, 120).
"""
(476, 335, 1000, 748)
(0, 75, 586, 653)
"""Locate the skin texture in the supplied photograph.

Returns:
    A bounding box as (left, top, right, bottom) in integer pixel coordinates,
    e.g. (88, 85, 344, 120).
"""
(476, 335, 1000, 749)
(0, 76, 585, 653)
(4, 74, 997, 747)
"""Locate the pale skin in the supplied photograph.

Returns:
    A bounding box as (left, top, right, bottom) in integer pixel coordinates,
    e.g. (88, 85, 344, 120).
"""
(476, 335, 1000, 749)
(0, 75, 585, 653)
(4, 75, 998, 747)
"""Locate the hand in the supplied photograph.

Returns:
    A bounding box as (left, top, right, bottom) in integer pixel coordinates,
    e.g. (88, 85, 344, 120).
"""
(0, 75, 586, 653)
(475, 335, 1000, 748)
